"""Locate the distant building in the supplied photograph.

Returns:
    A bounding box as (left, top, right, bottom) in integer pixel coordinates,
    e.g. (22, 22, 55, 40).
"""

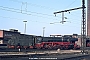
(0, 29, 20, 44)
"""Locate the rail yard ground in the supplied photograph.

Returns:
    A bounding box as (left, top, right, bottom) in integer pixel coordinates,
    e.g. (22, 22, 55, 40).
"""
(0, 49, 90, 60)
(0, 50, 82, 55)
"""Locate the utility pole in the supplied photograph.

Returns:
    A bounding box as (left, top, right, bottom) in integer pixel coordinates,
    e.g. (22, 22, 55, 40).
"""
(43, 27, 45, 37)
(54, 0, 86, 53)
(23, 21, 27, 34)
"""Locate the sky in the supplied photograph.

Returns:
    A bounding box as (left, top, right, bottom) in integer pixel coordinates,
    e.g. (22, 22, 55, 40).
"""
(0, 0, 87, 37)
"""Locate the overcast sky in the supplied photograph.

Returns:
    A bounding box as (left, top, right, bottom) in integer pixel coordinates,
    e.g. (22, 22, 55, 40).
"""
(0, 0, 87, 36)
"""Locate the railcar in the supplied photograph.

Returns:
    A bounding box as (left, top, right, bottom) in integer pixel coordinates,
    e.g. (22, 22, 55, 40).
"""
(86, 38, 90, 47)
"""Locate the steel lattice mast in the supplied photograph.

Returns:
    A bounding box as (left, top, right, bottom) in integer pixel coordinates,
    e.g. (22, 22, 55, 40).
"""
(53, 0, 86, 53)
(81, 0, 86, 53)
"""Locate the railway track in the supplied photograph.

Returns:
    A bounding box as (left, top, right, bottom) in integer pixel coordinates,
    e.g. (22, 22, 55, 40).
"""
(0, 48, 59, 52)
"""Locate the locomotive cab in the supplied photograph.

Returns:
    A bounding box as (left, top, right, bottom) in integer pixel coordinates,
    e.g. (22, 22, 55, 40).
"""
(33, 37, 43, 49)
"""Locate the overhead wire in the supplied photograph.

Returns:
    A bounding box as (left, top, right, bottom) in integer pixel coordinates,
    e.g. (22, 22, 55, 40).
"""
(65, 0, 77, 9)
(52, 0, 81, 24)
(9, 0, 82, 21)
(0, 6, 60, 21)
(64, 0, 82, 25)
(63, 0, 81, 19)
(1, 0, 81, 20)
(8, 0, 58, 11)
(0, 6, 54, 17)
(0, 0, 81, 22)
(0, 16, 81, 32)
(50, 23, 81, 28)
(0, 15, 50, 24)
(0, 14, 81, 24)
(0, 15, 81, 28)
(10, 0, 80, 21)
(0, 0, 81, 26)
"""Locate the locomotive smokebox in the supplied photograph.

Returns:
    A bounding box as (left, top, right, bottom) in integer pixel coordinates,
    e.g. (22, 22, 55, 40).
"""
(87, 0, 90, 37)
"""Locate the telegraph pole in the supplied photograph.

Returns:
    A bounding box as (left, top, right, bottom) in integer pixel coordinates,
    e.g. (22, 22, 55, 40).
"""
(54, 0, 86, 53)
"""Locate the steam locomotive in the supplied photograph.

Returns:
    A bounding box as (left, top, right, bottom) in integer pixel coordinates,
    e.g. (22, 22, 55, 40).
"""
(0, 35, 80, 50)
(33, 36, 80, 50)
